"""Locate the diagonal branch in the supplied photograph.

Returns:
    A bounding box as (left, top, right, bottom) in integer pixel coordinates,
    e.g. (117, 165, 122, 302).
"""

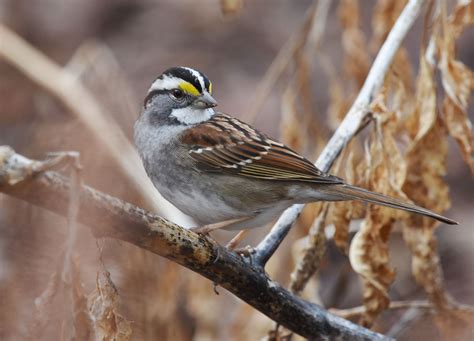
(253, 0, 427, 267)
(0, 146, 390, 341)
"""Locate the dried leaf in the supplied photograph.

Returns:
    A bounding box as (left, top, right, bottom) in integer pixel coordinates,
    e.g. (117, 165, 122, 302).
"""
(88, 270, 133, 341)
(407, 55, 437, 143)
(349, 219, 395, 327)
(402, 35, 451, 307)
(330, 148, 365, 254)
(295, 53, 317, 127)
(348, 92, 412, 326)
(386, 48, 415, 117)
(370, 0, 407, 51)
(369, 94, 409, 212)
(289, 206, 328, 296)
(345, 149, 367, 220)
(71, 259, 93, 340)
(448, 0, 474, 39)
(331, 201, 351, 254)
(402, 222, 447, 307)
(338, 0, 360, 30)
(338, 0, 371, 88)
(443, 96, 474, 173)
(404, 109, 450, 308)
(438, 1, 474, 172)
(220, 0, 243, 17)
(298, 203, 324, 236)
(439, 49, 471, 110)
(280, 84, 304, 153)
(281, 51, 323, 158)
(327, 77, 353, 129)
(401, 28, 452, 308)
(434, 309, 474, 340)
(404, 58, 449, 215)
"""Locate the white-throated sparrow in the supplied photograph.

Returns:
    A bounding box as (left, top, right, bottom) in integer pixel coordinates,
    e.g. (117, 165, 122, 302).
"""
(134, 66, 457, 233)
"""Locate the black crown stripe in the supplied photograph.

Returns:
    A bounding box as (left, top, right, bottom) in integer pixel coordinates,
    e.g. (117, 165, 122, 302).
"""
(162, 67, 204, 93)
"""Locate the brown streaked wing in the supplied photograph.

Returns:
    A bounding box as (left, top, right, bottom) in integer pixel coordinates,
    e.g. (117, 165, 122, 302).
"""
(180, 113, 343, 184)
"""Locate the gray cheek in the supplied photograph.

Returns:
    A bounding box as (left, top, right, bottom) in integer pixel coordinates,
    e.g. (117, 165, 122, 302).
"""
(144, 95, 175, 126)
(149, 110, 176, 126)
(146, 107, 174, 127)
(145, 94, 196, 127)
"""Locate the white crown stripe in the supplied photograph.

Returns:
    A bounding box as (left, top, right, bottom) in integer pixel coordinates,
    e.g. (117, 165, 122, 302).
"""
(149, 68, 209, 95)
(149, 75, 183, 92)
(183, 67, 206, 93)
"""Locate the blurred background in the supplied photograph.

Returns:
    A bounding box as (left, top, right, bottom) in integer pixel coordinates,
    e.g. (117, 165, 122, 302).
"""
(0, 0, 473, 340)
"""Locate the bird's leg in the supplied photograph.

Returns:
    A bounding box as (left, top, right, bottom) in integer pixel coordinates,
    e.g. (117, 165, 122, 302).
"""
(224, 230, 257, 266)
(225, 230, 249, 250)
(189, 217, 251, 234)
(191, 218, 258, 266)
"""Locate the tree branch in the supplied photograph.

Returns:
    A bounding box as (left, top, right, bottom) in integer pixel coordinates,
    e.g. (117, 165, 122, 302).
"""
(0, 146, 390, 340)
(253, 0, 427, 267)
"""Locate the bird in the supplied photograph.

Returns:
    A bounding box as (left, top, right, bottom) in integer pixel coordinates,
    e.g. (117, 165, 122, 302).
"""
(134, 66, 457, 242)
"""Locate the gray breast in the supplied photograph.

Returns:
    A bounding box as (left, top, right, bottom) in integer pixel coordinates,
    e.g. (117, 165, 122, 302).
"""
(134, 117, 294, 224)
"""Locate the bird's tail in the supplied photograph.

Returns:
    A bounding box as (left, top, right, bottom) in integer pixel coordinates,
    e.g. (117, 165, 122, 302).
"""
(326, 184, 458, 225)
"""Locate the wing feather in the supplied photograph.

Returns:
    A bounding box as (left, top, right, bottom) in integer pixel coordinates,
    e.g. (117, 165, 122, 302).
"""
(180, 113, 343, 184)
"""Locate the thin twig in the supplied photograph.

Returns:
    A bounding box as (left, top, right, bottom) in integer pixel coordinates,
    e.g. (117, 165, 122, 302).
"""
(63, 153, 82, 281)
(330, 300, 435, 319)
(306, 0, 332, 52)
(330, 299, 474, 320)
(243, 1, 323, 123)
(61, 154, 93, 339)
(24, 152, 87, 339)
(0, 146, 390, 341)
(253, 0, 428, 267)
(386, 307, 423, 338)
(65, 40, 139, 131)
(279, 0, 332, 157)
(0, 23, 191, 225)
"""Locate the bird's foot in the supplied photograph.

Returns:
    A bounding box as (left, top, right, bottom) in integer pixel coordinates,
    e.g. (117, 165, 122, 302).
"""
(189, 225, 212, 235)
(233, 245, 257, 266)
(234, 245, 255, 257)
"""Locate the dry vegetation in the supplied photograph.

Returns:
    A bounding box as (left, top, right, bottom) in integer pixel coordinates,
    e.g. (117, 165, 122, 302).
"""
(0, 0, 473, 340)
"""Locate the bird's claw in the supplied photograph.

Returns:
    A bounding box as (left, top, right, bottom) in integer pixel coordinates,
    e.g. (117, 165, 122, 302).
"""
(234, 245, 257, 265)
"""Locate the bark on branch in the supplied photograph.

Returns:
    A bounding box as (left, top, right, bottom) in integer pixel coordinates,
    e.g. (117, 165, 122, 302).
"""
(0, 146, 389, 340)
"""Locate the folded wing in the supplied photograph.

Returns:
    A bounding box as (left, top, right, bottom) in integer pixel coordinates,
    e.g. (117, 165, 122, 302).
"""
(180, 113, 343, 184)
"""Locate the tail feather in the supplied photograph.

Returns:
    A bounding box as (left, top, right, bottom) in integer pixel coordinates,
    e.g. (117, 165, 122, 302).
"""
(330, 184, 458, 225)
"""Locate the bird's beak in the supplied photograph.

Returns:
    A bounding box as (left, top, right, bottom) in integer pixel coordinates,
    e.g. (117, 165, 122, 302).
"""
(192, 92, 218, 109)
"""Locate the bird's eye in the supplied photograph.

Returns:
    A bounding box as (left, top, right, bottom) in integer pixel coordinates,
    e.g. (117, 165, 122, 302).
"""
(171, 89, 184, 100)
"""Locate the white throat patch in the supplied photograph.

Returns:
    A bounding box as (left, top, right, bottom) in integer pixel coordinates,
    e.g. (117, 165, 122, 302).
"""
(170, 107, 215, 125)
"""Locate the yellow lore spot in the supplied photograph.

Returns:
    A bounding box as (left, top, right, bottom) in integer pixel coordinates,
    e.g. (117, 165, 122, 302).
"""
(179, 81, 200, 96)
(208, 82, 212, 94)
